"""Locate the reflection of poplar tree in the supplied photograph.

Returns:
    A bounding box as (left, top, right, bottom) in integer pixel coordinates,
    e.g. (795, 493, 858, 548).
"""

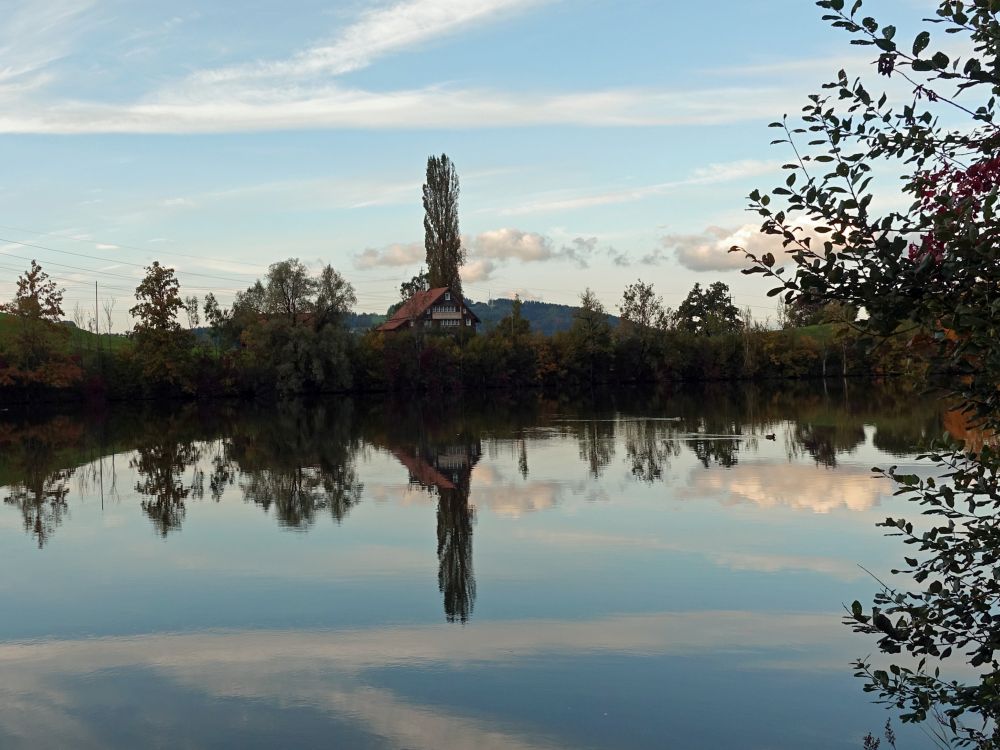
(437, 486, 476, 624)
(131, 441, 203, 536)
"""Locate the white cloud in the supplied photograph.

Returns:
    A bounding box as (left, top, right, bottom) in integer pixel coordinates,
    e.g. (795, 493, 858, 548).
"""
(468, 228, 591, 266)
(662, 224, 774, 272)
(355, 242, 424, 269)
(664, 220, 825, 272)
(353, 228, 600, 277)
(459, 257, 497, 283)
(472, 228, 552, 262)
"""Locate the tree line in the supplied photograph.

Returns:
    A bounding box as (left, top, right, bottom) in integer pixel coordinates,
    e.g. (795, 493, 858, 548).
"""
(0, 253, 915, 401)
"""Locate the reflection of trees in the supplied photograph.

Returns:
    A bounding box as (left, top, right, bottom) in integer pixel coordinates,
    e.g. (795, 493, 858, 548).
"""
(131, 441, 204, 536)
(790, 422, 866, 468)
(4, 468, 72, 548)
(0, 417, 87, 547)
(682, 415, 743, 469)
(687, 435, 740, 468)
(576, 419, 616, 478)
(241, 465, 361, 528)
(622, 419, 681, 482)
(226, 402, 363, 530)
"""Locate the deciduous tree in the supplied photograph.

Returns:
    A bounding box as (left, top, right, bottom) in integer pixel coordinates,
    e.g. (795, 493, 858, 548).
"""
(675, 281, 742, 336)
(400, 268, 430, 300)
(1, 260, 67, 372)
(129, 262, 190, 387)
(734, 0, 1000, 742)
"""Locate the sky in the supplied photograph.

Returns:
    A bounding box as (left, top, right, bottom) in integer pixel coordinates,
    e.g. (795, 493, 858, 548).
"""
(0, 0, 924, 327)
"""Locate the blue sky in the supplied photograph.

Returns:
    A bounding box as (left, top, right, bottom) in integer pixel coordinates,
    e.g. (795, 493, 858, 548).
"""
(0, 0, 920, 325)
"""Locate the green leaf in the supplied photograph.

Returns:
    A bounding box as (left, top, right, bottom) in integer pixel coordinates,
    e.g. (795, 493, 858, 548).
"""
(913, 31, 930, 56)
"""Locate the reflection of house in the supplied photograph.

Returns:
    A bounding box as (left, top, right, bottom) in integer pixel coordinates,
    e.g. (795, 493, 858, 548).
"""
(391, 439, 482, 493)
(376, 287, 480, 333)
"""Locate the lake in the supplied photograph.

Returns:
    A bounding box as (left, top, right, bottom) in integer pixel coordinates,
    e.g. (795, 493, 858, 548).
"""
(0, 383, 941, 749)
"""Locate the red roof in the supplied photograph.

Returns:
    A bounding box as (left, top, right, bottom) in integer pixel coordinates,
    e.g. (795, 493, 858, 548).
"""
(376, 287, 480, 332)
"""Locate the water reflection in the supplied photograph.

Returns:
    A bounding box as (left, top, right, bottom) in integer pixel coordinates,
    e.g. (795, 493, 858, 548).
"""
(0, 383, 949, 749)
(0, 609, 857, 750)
(0, 383, 942, 588)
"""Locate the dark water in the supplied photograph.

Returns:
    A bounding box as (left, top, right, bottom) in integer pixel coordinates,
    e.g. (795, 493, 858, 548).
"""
(0, 384, 942, 749)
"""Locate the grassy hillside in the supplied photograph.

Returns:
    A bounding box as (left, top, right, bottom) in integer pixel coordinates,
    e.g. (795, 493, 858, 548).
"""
(0, 312, 130, 355)
(783, 323, 844, 344)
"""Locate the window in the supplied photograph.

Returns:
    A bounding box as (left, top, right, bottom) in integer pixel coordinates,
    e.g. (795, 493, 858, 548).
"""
(466, 319, 471, 326)
(444, 292, 451, 300)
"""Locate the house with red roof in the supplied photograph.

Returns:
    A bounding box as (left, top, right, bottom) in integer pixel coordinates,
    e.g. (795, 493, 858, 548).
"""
(376, 287, 480, 333)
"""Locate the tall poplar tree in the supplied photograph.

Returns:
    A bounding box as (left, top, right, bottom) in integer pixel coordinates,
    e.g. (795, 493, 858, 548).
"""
(422, 154, 465, 297)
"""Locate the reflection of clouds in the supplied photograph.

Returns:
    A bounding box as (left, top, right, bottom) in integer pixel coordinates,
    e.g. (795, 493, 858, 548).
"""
(361, 467, 568, 519)
(167, 544, 429, 579)
(469, 465, 564, 518)
(711, 551, 861, 580)
(516, 530, 863, 581)
(0, 611, 847, 673)
(0, 611, 850, 750)
(684, 462, 893, 514)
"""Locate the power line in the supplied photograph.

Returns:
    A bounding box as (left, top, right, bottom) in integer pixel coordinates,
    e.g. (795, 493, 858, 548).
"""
(0, 223, 270, 271)
(0, 235, 261, 284)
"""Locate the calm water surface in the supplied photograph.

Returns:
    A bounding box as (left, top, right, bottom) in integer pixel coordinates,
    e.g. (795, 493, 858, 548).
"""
(0, 384, 941, 749)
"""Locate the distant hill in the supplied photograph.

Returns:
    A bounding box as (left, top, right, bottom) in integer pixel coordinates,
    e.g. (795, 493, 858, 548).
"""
(469, 298, 619, 336)
(345, 298, 618, 336)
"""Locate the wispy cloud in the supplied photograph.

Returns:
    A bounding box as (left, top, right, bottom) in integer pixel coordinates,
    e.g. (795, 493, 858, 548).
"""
(499, 160, 777, 216)
(0, 86, 804, 134)
(188, 0, 551, 86)
(0, 0, 804, 137)
(0, 0, 98, 97)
